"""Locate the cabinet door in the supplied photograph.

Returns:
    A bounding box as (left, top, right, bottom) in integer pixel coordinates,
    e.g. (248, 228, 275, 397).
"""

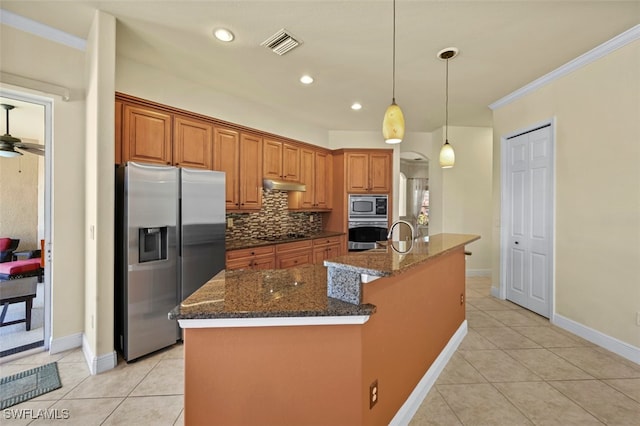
(263, 138, 283, 179)
(122, 104, 172, 165)
(282, 143, 301, 182)
(369, 151, 391, 193)
(325, 243, 342, 260)
(214, 127, 240, 210)
(115, 100, 123, 164)
(299, 148, 315, 208)
(173, 115, 213, 169)
(346, 153, 369, 192)
(239, 133, 263, 210)
(312, 247, 327, 265)
(314, 151, 330, 208)
(252, 256, 275, 270)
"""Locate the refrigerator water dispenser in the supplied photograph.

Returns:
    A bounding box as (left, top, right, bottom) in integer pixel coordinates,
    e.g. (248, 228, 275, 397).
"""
(138, 226, 167, 262)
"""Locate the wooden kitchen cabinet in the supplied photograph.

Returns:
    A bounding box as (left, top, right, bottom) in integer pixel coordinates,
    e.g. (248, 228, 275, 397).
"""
(263, 138, 301, 182)
(122, 104, 172, 165)
(312, 235, 344, 264)
(239, 133, 263, 210)
(173, 115, 213, 169)
(345, 150, 391, 193)
(275, 240, 313, 269)
(226, 245, 275, 271)
(215, 128, 263, 211)
(289, 148, 332, 210)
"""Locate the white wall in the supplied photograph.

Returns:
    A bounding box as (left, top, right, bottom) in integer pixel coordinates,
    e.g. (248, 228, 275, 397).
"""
(492, 40, 640, 348)
(116, 57, 329, 148)
(441, 126, 493, 274)
(0, 24, 87, 344)
(84, 11, 117, 371)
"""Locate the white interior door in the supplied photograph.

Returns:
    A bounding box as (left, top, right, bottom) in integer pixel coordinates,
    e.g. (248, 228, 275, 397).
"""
(505, 124, 553, 317)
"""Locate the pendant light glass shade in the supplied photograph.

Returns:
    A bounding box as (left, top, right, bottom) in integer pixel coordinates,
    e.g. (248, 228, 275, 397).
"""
(383, 101, 405, 144)
(439, 140, 455, 168)
(382, 0, 404, 144)
(437, 47, 458, 168)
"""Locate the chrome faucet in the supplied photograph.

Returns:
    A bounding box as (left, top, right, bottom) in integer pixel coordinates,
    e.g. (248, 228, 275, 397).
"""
(386, 220, 415, 255)
(387, 219, 415, 241)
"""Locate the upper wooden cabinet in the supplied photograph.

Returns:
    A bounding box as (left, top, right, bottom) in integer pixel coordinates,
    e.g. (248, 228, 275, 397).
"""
(239, 133, 263, 210)
(122, 104, 172, 165)
(289, 148, 331, 210)
(213, 126, 240, 210)
(263, 138, 301, 182)
(345, 150, 391, 193)
(173, 115, 213, 169)
(215, 128, 263, 211)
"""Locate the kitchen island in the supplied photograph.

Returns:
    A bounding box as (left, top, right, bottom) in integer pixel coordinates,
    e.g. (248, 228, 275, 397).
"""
(172, 233, 480, 426)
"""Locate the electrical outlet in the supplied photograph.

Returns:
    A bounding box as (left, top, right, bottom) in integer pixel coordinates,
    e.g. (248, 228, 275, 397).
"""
(636, 311, 640, 327)
(369, 380, 378, 409)
(309, 215, 314, 223)
(227, 218, 234, 228)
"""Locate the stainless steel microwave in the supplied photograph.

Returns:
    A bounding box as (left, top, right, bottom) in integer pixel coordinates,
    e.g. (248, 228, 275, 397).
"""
(348, 194, 388, 221)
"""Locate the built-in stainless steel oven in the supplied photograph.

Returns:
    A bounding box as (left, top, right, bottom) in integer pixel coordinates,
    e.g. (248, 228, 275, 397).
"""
(348, 194, 389, 251)
(348, 221, 388, 251)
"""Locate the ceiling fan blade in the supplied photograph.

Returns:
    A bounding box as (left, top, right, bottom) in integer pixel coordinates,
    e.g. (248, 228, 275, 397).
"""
(16, 143, 45, 156)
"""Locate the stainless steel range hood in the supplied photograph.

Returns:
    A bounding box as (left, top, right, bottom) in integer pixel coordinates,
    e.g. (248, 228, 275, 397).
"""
(263, 178, 306, 192)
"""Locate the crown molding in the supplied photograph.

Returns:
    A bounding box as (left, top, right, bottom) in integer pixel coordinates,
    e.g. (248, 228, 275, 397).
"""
(0, 8, 86, 51)
(489, 24, 640, 111)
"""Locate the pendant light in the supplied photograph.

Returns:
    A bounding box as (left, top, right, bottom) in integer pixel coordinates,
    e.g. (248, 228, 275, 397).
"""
(382, 0, 405, 144)
(438, 47, 458, 168)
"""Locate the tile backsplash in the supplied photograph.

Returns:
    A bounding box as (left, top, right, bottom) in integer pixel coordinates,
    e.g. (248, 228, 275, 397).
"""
(225, 190, 323, 242)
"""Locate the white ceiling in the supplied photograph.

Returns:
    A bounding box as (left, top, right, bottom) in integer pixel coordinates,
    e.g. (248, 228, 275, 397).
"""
(1, 1, 638, 134)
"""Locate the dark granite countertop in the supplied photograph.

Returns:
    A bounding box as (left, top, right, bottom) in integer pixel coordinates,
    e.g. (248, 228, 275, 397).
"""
(171, 233, 478, 321)
(170, 264, 376, 320)
(324, 233, 481, 277)
(225, 230, 345, 251)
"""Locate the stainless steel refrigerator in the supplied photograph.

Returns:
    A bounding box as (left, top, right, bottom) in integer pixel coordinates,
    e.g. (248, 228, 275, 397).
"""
(115, 162, 226, 361)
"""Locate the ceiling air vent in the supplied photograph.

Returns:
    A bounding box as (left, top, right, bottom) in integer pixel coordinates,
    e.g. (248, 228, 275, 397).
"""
(261, 28, 302, 55)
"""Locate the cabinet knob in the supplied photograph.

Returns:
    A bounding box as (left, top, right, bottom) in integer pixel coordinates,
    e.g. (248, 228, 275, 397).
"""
(251, 251, 255, 255)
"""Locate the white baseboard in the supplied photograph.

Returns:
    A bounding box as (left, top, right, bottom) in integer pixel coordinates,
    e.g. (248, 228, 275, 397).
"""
(390, 320, 468, 426)
(490, 287, 501, 299)
(82, 333, 117, 375)
(466, 269, 491, 277)
(49, 332, 82, 354)
(552, 314, 640, 365)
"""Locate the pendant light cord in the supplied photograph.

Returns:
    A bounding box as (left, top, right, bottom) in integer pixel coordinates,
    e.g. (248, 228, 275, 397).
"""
(445, 57, 449, 141)
(392, 0, 396, 103)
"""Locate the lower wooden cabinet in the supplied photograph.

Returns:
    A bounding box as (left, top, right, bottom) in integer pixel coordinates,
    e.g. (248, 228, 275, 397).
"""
(276, 240, 313, 269)
(226, 235, 345, 271)
(312, 236, 344, 264)
(226, 245, 275, 271)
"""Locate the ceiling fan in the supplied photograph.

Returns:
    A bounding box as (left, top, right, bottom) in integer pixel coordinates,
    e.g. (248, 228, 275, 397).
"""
(0, 103, 45, 158)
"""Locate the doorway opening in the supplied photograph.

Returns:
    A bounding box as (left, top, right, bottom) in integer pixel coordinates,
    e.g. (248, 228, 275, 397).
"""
(0, 89, 52, 358)
(399, 151, 429, 240)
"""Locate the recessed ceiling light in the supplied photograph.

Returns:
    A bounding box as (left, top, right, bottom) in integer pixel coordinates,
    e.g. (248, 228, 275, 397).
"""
(300, 75, 314, 85)
(351, 103, 362, 110)
(214, 28, 234, 42)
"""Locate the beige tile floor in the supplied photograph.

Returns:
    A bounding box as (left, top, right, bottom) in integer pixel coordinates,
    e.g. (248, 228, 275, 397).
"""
(1, 276, 639, 425)
(410, 277, 640, 425)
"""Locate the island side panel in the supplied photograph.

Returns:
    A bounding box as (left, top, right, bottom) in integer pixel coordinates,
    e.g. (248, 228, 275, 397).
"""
(360, 247, 466, 425)
(184, 324, 365, 426)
